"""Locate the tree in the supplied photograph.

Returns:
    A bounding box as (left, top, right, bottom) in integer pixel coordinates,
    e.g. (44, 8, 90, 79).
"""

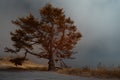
(5, 4, 82, 71)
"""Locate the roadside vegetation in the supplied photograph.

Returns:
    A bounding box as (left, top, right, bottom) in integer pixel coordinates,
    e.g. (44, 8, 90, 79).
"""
(57, 66, 120, 79)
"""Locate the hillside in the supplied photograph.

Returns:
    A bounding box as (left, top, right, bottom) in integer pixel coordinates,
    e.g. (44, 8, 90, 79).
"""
(0, 57, 47, 71)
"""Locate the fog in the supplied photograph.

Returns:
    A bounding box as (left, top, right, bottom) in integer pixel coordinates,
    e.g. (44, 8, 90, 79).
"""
(0, 0, 120, 67)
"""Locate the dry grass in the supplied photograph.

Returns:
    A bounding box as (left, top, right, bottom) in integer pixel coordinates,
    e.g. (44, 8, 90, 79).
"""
(0, 66, 48, 71)
(57, 67, 120, 79)
(90, 68, 120, 78)
(0, 57, 48, 71)
(57, 68, 82, 75)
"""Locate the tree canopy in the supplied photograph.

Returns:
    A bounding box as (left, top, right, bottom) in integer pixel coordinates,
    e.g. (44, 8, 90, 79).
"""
(5, 4, 82, 71)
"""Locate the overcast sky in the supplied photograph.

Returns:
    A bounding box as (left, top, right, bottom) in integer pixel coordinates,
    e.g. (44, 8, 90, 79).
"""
(0, 0, 120, 67)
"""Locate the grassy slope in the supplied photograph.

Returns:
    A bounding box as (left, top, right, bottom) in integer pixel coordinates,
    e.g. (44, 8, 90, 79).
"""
(0, 57, 48, 71)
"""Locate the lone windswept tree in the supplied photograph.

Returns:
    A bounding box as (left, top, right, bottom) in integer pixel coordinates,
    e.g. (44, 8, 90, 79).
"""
(5, 4, 82, 71)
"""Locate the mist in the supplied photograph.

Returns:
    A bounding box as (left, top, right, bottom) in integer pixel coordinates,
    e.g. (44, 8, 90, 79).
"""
(0, 0, 120, 67)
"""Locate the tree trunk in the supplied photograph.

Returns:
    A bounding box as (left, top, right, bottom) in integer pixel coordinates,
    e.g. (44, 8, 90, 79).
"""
(48, 23, 56, 71)
(48, 54, 55, 71)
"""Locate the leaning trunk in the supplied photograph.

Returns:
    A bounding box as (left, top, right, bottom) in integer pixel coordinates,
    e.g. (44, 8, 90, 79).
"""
(48, 53, 55, 71)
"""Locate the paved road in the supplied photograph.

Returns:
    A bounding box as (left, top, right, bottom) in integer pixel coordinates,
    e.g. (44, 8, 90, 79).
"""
(0, 71, 118, 80)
